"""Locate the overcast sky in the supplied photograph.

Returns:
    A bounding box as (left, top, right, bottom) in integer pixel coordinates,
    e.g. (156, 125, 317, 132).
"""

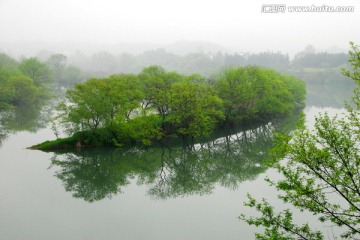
(0, 0, 359, 54)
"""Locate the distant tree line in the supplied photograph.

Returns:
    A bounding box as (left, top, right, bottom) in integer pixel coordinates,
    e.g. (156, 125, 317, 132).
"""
(292, 52, 348, 68)
(63, 47, 349, 78)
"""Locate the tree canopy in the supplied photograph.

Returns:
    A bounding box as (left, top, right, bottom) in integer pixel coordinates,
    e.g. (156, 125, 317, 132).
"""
(19, 57, 52, 87)
(214, 66, 305, 123)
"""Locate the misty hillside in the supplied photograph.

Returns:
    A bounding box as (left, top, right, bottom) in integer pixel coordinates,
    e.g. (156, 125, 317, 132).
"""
(0, 40, 231, 59)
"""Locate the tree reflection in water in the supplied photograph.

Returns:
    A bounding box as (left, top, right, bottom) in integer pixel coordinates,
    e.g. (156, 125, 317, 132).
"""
(0, 104, 52, 147)
(49, 112, 301, 202)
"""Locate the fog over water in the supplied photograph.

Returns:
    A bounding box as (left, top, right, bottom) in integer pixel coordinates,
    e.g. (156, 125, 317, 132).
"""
(0, 0, 359, 57)
(0, 1, 359, 239)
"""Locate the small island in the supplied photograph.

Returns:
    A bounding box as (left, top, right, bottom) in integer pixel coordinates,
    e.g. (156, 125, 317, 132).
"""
(31, 65, 306, 151)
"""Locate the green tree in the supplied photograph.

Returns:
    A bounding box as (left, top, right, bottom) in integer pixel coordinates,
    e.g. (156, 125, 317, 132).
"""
(139, 65, 183, 122)
(168, 76, 224, 138)
(0, 53, 20, 107)
(0, 53, 52, 108)
(0, 68, 14, 107)
(0, 53, 18, 71)
(57, 74, 143, 135)
(240, 42, 360, 239)
(215, 66, 304, 124)
(215, 66, 257, 122)
(115, 114, 163, 146)
(8, 75, 38, 105)
(251, 67, 295, 120)
(18, 57, 52, 87)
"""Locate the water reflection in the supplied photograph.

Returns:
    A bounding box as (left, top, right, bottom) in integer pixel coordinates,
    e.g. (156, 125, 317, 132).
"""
(49, 113, 300, 202)
(0, 104, 52, 146)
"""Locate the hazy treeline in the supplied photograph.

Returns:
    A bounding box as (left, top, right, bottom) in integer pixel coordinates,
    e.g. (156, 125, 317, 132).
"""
(0, 52, 85, 108)
(60, 47, 350, 77)
(0, 47, 350, 83)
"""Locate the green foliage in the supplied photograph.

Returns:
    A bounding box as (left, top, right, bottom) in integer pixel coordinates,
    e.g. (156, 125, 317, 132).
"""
(59, 74, 143, 134)
(30, 136, 78, 150)
(114, 114, 163, 146)
(18, 57, 52, 87)
(215, 66, 256, 122)
(253, 68, 295, 119)
(278, 74, 306, 107)
(0, 53, 62, 108)
(0, 54, 21, 107)
(215, 66, 305, 123)
(342, 41, 360, 84)
(0, 69, 15, 107)
(139, 65, 184, 118)
(0, 53, 18, 70)
(168, 78, 224, 138)
(61, 79, 106, 133)
(47, 65, 304, 149)
(240, 195, 323, 240)
(241, 42, 360, 239)
(0, 102, 51, 147)
(8, 75, 38, 105)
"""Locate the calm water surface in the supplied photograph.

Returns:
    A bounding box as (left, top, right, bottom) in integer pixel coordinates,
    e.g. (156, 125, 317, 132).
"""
(0, 106, 344, 240)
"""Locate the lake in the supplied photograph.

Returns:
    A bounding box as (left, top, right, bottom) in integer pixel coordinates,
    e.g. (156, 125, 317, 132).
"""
(0, 104, 345, 240)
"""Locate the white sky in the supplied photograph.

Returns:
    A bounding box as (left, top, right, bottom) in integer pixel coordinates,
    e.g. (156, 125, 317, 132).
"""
(0, 0, 359, 54)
